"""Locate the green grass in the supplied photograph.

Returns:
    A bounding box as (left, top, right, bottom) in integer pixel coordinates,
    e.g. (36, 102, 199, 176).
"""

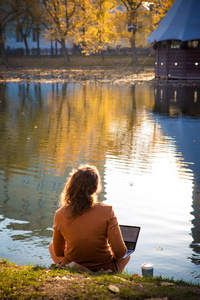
(1, 259, 199, 299)
(0, 53, 155, 69)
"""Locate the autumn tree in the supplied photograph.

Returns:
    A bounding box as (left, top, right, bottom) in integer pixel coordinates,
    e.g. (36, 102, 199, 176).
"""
(10, 0, 38, 56)
(41, 0, 84, 63)
(118, 1, 156, 63)
(119, 0, 143, 64)
(28, 0, 44, 57)
(117, 0, 175, 63)
(74, 0, 119, 61)
(0, 0, 16, 65)
(13, 0, 44, 57)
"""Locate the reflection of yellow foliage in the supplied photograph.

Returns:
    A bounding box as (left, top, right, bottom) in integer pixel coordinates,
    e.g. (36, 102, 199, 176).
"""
(42, 82, 155, 172)
(44, 82, 132, 167)
(0, 81, 155, 176)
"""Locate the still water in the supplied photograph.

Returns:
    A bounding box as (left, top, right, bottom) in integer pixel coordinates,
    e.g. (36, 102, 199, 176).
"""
(0, 78, 200, 283)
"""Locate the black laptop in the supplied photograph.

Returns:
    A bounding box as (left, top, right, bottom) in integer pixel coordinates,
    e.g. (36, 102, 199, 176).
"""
(119, 225, 141, 258)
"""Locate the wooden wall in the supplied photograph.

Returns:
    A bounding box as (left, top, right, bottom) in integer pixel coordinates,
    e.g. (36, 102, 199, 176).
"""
(155, 47, 200, 79)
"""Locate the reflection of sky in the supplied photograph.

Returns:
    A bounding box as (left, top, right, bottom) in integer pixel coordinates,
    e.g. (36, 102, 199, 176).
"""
(0, 215, 53, 266)
(104, 112, 197, 281)
(152, 116, 200, 175)
(151, 114, 200, 269)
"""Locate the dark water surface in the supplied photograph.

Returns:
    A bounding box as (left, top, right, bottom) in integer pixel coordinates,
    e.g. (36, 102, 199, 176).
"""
(0, 78, 200, 283)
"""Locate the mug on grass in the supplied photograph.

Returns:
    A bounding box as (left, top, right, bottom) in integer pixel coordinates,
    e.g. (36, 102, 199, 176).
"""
(141, 263, 154, 277)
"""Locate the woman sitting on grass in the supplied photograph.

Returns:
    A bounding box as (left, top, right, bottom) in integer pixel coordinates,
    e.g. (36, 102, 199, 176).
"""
(49, 165, 130, 273)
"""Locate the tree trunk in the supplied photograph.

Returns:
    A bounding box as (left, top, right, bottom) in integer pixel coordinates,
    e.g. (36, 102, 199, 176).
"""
(51, 39, 54, 57)
(0, 28, 8, 66)
(129, 9, 137, 64)
(100, 50, 105, 62)
(61, 38, 70, 63)
(131, 29, 137, 64)
(24, 36, 30, 56)
(37, 32, 40, 57)
(0, 42, 8, 66)
(55, 40, 58, 56)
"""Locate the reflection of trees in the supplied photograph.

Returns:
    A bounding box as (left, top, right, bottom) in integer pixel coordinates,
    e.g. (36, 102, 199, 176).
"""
(39, 82, 154, 169)
(0, 82, 10, 214)
(0, 81, 154, 239)
(106, 82, 157, 168)
(0, 82, 7, 112)
(1, 82, 156, 173)
(154, 80, 200, 266)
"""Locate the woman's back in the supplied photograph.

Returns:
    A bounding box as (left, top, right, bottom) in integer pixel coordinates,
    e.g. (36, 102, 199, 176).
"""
(53, 202, 126, 271)
(49, 165, 129, 273)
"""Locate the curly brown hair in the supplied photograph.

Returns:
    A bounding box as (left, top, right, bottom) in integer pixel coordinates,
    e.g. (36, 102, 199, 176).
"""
(59, 165, 101, 217)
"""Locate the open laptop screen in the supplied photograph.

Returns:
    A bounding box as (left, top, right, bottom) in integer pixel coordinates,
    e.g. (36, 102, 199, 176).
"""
(119, 225, 140, 258)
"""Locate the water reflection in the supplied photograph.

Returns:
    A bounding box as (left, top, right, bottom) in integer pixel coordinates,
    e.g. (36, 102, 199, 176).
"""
(154, 80, 200, 117)
(0, 79, 200, 282)
(0, 81, 154, 232)
(154, 80, 200, 268)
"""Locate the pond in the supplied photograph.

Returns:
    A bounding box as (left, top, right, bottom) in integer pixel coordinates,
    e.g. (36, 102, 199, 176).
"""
(0, 76, 200, 283)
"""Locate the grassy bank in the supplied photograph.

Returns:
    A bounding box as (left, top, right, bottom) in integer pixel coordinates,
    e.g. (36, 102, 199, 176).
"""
(0, 54, 155, 69)
(0, 259, 200, 300)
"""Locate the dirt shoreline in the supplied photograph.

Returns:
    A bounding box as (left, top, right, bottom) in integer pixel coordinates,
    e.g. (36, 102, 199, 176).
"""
(0, 66, 155, 84)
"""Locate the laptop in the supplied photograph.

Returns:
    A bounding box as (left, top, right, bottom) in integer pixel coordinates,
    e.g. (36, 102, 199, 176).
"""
(119, 225, 141, 258)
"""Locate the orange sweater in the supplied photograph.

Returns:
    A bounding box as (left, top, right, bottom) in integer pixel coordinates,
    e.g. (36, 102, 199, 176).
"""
(53, 202, 127, 272)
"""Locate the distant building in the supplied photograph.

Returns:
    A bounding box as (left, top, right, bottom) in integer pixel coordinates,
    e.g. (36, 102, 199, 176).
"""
(5, 24, 74, 56)
(147, 0, 200, 80)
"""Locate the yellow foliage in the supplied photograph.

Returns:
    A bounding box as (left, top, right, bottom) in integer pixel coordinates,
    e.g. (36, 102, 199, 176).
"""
(117, 0, 176, 49)
(73, 0, 122, 54)
(151, 0, 176, 29)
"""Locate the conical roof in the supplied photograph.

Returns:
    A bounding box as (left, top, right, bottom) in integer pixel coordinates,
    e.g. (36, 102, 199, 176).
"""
(147, 0, 200, 43)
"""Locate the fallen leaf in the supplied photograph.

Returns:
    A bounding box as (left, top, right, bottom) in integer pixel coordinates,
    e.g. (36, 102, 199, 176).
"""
(155, 247, 163, 251)
(133, 273, 142, 279)
(113, 275, 127, 282)
(44, 269, 50, 273)
(156, 282, 175, 286)
(108, 285, 120, 293)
